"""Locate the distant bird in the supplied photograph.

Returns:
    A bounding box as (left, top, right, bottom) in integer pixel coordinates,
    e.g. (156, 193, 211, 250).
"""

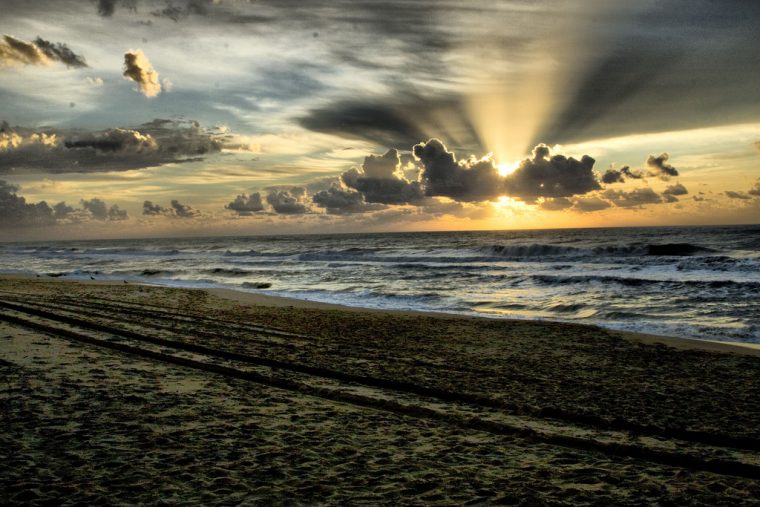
(123, 280, 128, 284)
(90, 276, 95, 280)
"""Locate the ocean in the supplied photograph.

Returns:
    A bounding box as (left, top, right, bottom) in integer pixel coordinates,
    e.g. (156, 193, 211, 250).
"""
(1, 224, 759, 343)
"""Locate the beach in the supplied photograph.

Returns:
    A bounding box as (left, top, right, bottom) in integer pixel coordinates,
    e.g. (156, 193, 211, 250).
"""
(1, 275, 759, 504)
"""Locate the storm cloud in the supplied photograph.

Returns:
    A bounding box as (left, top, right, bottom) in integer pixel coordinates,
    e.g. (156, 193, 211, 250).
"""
(0, 35, 87, 67)
(123, 49, 162, 97)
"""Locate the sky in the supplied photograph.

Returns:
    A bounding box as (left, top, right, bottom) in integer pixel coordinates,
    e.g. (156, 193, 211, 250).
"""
(1, 0, 759, 241)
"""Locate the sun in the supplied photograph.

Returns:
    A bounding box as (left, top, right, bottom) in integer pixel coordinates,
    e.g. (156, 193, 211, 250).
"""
(497, 162, 519, 177)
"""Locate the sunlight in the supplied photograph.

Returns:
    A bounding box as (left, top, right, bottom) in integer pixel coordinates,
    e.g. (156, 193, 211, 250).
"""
(497, 161, 519, 177)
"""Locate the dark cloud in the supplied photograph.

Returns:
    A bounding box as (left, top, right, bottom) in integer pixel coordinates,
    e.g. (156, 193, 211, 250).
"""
(413, 139, 503, 202)
(603, 187, 662, 208)
(52, 201, 75, 220)
(32, 37, 88, 68)
(299, 101, 426, 150)
(81, 198, 128, 221)
(0, 35, 87, 68)
(0, 179, 54, 227)
(601, 169, 625, 185)
(725, 191, 752, 200)
(170, 199, 198, 218)
(646, 153, 678, 180)
(96, 0, 137, 17)
(97, 0, 117, 17)
(312, 186, 387, 215)
(298, 96, 481, 152)
(341, 149, 425, 205)
(225, 193, 265, 215)
(141, 198, 200, 217)
(123, 49, 162, 97)
(663, 183, 688, 196)
(412, 139, 600, 203)
(266, 189, 309, 214)
(142, 200, 170, 215)
(503, 144, 599, 201)
(534, 1, 760, 145)
(0, 119, 232, 173)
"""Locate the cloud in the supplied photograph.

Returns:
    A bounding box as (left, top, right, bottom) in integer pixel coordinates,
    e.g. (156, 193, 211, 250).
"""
(312, 186, 387, 215)
(96, 0, 137, 17)
(573, 196, 612, 212)
(341, 149, 425, 205)
(646, 153, 678, 180)
(123, 49, 162, 97)
(0, 119, 236, 173)
(603, 187, 662, 208)
(32, 37, 88, 68)
(534, 2, 760, 145)
(539, 195, 611, 213)
(663, 183, 688, 196)
(0, 35, 87, 68)
(413, 139, 503, 202)
(142, 200, 170, 215)
(266, 189, 309, 214)
(749, 179, 760, 197)
(64, 128, 158, 153)
(152, 1, 209, 21)
(97, 0, 117, 17)
(298, 96, 480, 151)
(226, 193, 265, 215)
(170, 199, 199, 218)
(725, 190, 752, 200)
(503, 144, 599, 201)
(0, 179, 55, 227)
(141, 198, 200, 218)
(600, 169, 625, 185)
(0, 179, 132, 228)
(81, 198, 128, 221)
(600, 165, 644, 185)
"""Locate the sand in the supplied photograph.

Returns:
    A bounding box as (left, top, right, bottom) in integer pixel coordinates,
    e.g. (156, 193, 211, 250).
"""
(1, 275, 759, 505)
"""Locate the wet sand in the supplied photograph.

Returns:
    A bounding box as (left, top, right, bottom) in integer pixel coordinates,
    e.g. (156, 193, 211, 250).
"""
(1, 275, 759, 504)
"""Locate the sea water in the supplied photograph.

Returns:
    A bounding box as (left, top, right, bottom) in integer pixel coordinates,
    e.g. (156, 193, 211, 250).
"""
(1, 224, 759, 343)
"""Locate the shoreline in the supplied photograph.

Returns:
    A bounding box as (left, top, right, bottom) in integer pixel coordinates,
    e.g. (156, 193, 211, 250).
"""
(2, 273, 759, 357)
